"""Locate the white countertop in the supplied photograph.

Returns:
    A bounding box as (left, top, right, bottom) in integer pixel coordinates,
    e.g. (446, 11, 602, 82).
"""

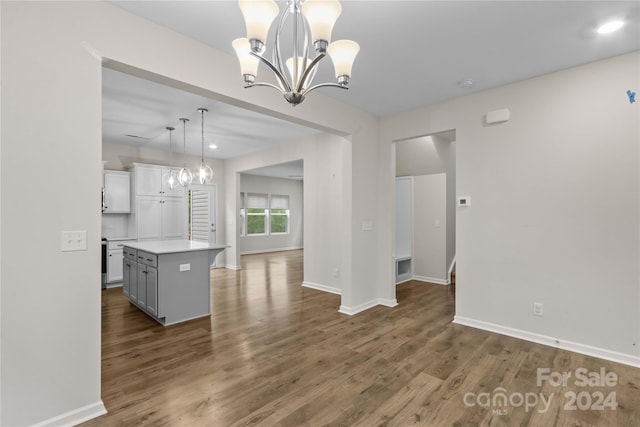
(123, 240, 228, 255)
(104, 236, 136, 242)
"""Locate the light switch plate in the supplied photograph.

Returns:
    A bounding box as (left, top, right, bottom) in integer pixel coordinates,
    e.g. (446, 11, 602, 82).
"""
(180, 264, 191, 272)
(61, 230, 87, 252)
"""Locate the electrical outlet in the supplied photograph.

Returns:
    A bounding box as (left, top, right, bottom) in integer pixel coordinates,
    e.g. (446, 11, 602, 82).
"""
(179, 264, 191, 272)
(332, 268, 340, 279)
(533, 302, 544, 317)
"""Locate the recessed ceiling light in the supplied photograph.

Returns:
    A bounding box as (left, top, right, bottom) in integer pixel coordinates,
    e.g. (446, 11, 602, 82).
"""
(597, 20, 624, 34)
(208, 144, 218, 150)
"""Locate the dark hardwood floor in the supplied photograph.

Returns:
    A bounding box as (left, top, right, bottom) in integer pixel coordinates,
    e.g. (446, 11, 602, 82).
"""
(83, 250, 639, 426)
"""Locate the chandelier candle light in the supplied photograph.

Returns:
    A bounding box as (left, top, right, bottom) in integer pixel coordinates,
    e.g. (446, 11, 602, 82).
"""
(177, 118, 193, 187)
(164, 126, 179, 189)
(233, 0, 359, 106)
(196, 108, 214, 184)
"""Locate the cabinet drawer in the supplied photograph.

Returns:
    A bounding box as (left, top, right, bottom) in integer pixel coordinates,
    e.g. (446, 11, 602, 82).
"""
(136, 250, 158, 268)
(123, 247, 137, 260)
(108, 240, 134, 250)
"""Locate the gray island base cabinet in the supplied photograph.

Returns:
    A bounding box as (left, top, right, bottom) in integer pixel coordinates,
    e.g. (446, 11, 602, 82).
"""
(122, 240, 227, 326)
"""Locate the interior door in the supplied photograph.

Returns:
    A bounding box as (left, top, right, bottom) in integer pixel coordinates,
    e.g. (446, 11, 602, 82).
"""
(189, 185, 217, 266)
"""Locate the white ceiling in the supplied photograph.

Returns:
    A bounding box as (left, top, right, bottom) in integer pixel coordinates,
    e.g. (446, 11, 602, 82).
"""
(104, 1, 639, 176)
(102, 67, 321, 159)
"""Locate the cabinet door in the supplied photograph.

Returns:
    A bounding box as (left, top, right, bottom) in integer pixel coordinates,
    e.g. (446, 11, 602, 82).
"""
(122, 258, 130, 296)
(129, 261, 138, 302)
(136, 166, 162, 196)
(137, 196, 163, 241)
(137, 263, 147, 307)
(107, 249, 124, 282)
(104, 171, 131, 213)
(162, 197, 187, 240)
(146, 267, 158, 316)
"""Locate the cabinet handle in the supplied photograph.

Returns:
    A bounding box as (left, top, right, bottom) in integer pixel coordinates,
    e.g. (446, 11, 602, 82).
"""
(138, 256, 143, 259)
(146, 258, 153, 262)
(143, 271, 148, 275)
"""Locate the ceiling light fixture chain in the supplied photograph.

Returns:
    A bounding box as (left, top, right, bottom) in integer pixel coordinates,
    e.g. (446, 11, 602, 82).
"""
(233, 0, 359, 106)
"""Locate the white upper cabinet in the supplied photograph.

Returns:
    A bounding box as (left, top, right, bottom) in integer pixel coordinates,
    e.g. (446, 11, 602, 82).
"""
(103, 170, 131, 213)
(129, 163, 188, 241)
(135, 164, 184, 198)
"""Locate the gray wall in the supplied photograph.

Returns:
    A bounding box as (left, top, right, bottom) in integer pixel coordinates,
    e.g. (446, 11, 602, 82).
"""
(413, 174, 447, 282)
(381, 52, 640, 364)
(239, 174, 303, 254)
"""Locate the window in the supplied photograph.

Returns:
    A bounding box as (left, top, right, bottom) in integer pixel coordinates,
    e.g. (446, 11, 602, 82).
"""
(239, 192, 245, 237)
(270, 194, 289, 234)
(246, 193, 268, 235)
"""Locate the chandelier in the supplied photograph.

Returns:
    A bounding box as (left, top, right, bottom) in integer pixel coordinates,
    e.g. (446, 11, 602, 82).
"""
(233, 0, 359, 106)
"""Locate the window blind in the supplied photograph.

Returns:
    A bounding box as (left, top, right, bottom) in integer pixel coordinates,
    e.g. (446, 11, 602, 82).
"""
(246, 193, 268, 209)
(270, 194, 289, 210)
(190, 190, 210, 243)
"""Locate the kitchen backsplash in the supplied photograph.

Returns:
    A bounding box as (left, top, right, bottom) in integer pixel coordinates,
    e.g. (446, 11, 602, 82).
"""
(102, 213, 131, 238)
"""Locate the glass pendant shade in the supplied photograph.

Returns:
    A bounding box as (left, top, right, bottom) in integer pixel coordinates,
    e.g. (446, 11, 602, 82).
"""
(327, 39, 359, 80)
(301, 0, 342, 47)
(238, 0, 279, 47)
(177, 167, 193, 187)
(196, 162, 214, 185)
(232, 38, 260, 77)
(164, 170, 179, 190)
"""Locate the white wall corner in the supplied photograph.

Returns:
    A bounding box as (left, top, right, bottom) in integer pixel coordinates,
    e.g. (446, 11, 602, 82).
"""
(453, 316, 640, 369)
(447, 256, 456, 283)
(412, 275, 449, 286)
(302, 281, 341, 295)
(31, 401, 107, 427)
(377, 298, 398, 308)
(339, 298, 398, 316)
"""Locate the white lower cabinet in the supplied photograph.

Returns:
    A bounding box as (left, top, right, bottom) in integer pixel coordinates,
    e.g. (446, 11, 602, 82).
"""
(107, 239, 135, 283)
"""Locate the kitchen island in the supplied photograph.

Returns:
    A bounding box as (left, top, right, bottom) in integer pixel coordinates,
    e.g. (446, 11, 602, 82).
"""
(122, 240, 227, 326)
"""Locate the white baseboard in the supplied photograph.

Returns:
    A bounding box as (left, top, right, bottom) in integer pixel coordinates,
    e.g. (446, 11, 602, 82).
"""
(223, 264, 241, 271)
(31, 401, 107, 427)
(413, 275, 449, 285)
(395, 278, 413, 285)
(240, 246, 303, 255)
(453, 315, 640, 368)
(339, 298, 398, 316)
(302, 281, 341, 295)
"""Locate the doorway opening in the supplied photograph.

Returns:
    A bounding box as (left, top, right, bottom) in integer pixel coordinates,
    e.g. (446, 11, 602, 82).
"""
(393, 129, 456, 289)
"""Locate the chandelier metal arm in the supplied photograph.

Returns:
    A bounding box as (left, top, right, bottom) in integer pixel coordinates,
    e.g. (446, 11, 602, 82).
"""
(302, 82, 348, 97)
(249, 51, 291, 93)
(246, 81, 286, 92)
(296, 53, 325, 93)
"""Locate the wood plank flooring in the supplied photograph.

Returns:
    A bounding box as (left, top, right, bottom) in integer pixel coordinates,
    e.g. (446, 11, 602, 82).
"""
(83, 250, 640, 426)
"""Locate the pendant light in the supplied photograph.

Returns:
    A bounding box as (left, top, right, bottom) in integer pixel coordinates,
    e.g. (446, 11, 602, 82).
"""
(177, 118, 193, 187)
(195, 108, 214, 184)
(163, 126, 179, 190)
